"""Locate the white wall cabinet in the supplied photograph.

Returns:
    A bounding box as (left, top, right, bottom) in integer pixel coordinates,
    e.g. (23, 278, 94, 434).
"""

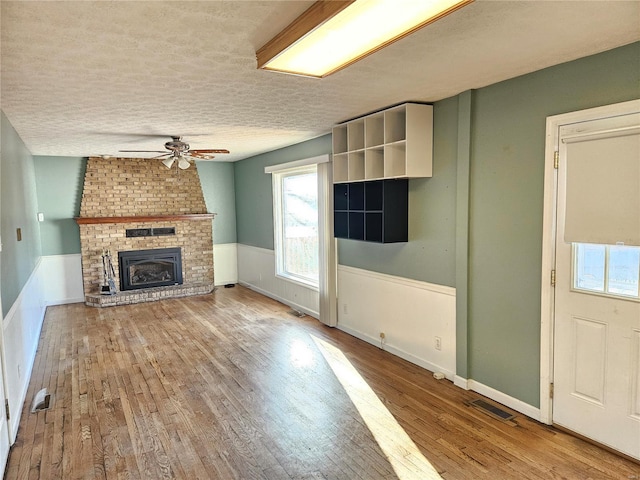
(333, 103, 433, 183)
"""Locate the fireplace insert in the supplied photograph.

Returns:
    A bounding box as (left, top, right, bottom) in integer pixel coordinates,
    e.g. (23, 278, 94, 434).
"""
(118, 247, 183, 291)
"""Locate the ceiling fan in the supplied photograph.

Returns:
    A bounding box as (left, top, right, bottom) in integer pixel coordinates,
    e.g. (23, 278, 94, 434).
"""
(119, 136, 230, 169)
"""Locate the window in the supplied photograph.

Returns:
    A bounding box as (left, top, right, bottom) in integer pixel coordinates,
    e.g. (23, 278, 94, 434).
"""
(573, 243, 640, 300)
(273, 165, 319, 288)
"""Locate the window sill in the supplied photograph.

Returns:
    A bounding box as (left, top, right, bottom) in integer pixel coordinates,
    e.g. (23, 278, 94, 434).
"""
(275, 273, 319, 292)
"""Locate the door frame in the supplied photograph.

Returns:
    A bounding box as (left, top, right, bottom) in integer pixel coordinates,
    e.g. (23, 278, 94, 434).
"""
(539, 99, 640, 424)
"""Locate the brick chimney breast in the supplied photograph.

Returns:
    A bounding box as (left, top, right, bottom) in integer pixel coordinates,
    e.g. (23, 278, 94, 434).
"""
(77, 157, 215, 306)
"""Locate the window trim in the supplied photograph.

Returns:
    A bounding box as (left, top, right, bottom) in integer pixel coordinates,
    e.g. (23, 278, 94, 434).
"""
(272, 164, 319, 290)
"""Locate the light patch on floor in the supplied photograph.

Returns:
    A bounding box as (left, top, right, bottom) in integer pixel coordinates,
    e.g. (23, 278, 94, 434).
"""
(312, 335, 442, 480)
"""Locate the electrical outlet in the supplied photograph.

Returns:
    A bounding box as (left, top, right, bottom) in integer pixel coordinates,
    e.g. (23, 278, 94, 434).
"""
(435, 336, 442, 350)
(343, 303, 348, 314)
(17, 364, 21, 380)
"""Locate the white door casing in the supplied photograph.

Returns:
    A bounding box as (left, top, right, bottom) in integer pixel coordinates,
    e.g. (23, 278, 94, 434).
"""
(0, 283, 11, 472)
(540, 100, 640, 459)
(0, 167, 12, 471)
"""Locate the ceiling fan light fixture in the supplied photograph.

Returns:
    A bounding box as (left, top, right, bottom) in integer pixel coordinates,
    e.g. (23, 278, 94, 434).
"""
(177, 156, 191, 170)
(256, 0, 474, 78)
(162, 157, 176, 169)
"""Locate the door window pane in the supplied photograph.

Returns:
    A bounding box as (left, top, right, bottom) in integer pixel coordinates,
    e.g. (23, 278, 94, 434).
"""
(608, 245, 640, 297)
(575, 244, 605, 293)
(573, 243, 640, 300)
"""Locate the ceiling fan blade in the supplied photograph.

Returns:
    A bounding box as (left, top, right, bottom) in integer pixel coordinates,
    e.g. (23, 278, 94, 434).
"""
(151, 153, 172, 159)
(186, 153, 211, 160)
(188, 152, 219, 160)
(190, 149, 230, 154)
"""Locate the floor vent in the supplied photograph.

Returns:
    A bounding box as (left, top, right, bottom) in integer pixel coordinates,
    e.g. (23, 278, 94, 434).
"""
(31, 388, 52, 413)
(469, 398, 515, 422)
(288, 309, 306, 318)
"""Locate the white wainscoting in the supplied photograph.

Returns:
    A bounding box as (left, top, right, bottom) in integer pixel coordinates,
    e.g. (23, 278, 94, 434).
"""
(40, 254, 84, 305)
(213, 243, 238, 286)
(39, 244, 238, 304)
(2, 258, 47, 442)
(237, 244, 319, 318)
(337, 265, 457, 379)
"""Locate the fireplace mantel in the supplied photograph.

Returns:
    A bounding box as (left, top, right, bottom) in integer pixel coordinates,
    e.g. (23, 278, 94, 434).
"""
(75, 214, 215, 225)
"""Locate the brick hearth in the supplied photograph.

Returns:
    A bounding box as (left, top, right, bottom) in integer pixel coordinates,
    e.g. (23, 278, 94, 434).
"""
(76, 157, 215, 306)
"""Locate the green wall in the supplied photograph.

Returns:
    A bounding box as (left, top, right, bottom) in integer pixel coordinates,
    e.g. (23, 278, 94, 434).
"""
(196, 161, 237, 244)
(466, 41, 640, 406)
(1, 111, 42, 317)
(234, 135, 332, 249)
(33, 156, 85, 255)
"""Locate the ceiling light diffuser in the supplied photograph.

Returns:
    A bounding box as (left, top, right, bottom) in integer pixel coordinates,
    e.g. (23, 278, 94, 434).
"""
(178, 157, 191, 170)
(162, 157, 176, 169)
(257, 0, 473, 78)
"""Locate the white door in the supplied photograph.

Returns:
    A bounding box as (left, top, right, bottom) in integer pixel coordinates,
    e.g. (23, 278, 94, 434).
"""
(553, 112, 640, 459)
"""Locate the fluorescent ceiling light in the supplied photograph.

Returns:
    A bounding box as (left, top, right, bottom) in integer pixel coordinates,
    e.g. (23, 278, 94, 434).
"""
(257, 0, 473, 78)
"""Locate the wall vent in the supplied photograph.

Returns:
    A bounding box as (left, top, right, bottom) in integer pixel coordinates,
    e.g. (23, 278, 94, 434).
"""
(469, 398, 515, 422)
(126, 227, 176, 238)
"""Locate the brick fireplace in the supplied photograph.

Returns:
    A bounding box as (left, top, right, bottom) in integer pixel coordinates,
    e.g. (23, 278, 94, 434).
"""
(76, 157, 215, 306)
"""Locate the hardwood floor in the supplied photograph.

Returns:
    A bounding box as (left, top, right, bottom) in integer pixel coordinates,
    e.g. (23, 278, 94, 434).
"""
(5, 286, 639, 479)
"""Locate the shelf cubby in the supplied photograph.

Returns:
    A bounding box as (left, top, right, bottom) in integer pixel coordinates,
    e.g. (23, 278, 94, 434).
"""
(348, 120, 365, 151)
(348, 151, 365, 181)
(385, 107, 407, 143)
(333, 103, 432, 184)
(365, 147, 384, 180)
(333, 125, 348, 154)
(333, 153, 348, 183)
(365, 113, 385, 147)
(384, 142, 407, 178)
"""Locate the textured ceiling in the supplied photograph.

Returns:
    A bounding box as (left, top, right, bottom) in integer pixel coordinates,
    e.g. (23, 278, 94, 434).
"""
(1, 0, 639, 162)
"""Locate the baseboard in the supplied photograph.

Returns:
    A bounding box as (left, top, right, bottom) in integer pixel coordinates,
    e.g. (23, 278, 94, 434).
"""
(46, 297, 85, 306)
(454, 375, 469, 390)
(453, 375, 541, 421)
(337, 324, 455, 380)
(238, 281, 319, 319)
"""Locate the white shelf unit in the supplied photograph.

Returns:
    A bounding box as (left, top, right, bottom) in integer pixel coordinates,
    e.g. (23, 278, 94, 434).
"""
(332, 103, 432, 183)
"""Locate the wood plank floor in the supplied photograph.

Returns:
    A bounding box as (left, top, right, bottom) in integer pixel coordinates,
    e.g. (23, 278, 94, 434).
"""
(5, 286, 639, 479)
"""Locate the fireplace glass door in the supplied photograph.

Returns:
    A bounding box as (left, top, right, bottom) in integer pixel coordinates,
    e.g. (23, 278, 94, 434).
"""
(118, 248, 183, 291)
